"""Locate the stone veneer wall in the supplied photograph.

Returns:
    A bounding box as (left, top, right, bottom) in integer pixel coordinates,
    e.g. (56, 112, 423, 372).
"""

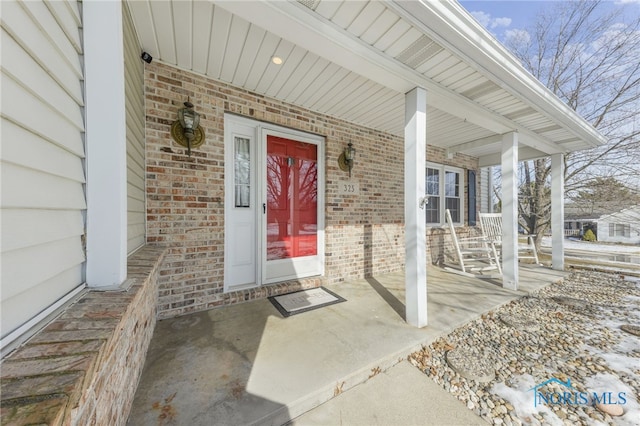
(0, 246, 166, 426)
(144, 62, 480, 319)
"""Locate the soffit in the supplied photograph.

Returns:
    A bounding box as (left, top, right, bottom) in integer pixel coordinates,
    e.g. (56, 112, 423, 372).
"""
(127, 0, 605, 165)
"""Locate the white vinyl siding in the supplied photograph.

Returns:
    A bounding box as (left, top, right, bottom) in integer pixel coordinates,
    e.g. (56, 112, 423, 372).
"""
(480, 166, 493, 213)
(1, 0, 86, 340)
(124, 3, 146, 254)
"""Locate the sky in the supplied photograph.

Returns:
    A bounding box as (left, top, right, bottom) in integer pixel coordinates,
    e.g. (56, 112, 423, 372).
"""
(458, 1, 640, 190)
(459, 0, 640, 42)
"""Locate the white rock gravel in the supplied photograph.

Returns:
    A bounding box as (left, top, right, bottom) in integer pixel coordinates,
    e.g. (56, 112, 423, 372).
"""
(409, 271, 640, 426)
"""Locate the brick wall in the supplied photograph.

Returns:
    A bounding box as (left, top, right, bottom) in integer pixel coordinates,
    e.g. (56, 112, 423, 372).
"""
(0, 246, 166, 426)
(145, 62, 479, 319)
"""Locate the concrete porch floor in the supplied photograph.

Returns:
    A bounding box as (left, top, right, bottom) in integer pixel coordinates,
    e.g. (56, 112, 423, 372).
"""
(128, 265, 566, 425)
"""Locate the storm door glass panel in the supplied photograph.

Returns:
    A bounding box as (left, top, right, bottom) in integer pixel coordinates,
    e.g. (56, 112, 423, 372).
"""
(234, 136, 250, 207)
(266, 136, 318, 260)
(445, 170, 461, 223)
(425, 167, 440, 224)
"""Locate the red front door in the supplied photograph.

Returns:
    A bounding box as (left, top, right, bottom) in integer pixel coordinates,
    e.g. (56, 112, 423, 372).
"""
(266, 135, 318, 260)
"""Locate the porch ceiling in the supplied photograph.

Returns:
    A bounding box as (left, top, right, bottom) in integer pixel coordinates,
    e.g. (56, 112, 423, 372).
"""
(127, 0, 606, 165)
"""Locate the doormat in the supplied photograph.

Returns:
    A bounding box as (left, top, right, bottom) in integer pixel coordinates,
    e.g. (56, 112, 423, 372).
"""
(269, 287, 346, 317)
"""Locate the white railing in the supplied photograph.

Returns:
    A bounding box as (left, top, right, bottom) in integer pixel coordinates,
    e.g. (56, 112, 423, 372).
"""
(564, 229, 581, 237)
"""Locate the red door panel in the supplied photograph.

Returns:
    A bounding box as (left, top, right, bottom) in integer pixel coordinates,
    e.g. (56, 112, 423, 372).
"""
(266, 135, 317, 260)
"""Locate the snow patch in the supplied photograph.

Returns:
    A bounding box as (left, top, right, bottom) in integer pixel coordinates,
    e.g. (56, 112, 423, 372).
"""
(541, 237, 640, 254)
(583, 344, 639, 376)
(585, 373, 640, 426)
(615, 333, 640, 353)
(491, 374, 563, 426)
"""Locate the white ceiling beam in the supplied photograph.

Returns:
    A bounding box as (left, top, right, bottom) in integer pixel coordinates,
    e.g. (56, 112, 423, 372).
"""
(212, 1, 412, 92)
(518, 131, 567, 156)
(448, 130, 568, 157)
(210, 2, 506, 131)
(214, 0, 569, 155)
(447, 134, 503, 156)
(479, 147, 549, 167)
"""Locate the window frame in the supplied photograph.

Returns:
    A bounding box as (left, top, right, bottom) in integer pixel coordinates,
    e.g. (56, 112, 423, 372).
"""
(609, 223, 631, 238)
(425, 162, 465, 226)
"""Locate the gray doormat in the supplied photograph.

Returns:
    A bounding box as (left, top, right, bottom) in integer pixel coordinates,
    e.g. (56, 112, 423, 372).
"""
(269, 287, 346, 317)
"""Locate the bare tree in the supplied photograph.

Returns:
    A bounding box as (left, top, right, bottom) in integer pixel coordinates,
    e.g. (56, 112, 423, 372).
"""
(500, 0, 640, 244)
(572, 176, 640, 214)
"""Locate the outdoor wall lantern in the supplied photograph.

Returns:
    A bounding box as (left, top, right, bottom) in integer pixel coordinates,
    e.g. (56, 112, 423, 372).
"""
(338, 142, 356, 177)
(171, 100, 205, 157)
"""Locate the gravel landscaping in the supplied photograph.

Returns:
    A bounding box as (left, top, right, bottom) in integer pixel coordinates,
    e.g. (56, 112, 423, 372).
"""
(409, 271, 640, 425)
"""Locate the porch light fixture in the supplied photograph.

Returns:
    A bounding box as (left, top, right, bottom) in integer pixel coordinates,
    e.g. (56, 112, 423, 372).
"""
(272, 56, 283, 65)
(338, 142, 356, 177)
(171, 100, 205, 157)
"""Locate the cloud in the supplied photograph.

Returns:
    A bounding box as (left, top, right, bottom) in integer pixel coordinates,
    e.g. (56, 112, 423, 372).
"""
(469, 10, 512, 29)
(504, 29, 531, 46)
(470, 10, 492, 27)
(615, 0, 640, 4)
(492, 17, 513, 28)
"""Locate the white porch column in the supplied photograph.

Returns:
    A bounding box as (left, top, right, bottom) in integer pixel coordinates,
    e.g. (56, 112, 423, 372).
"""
(405, 87, 428, 327)
(501, 132, 519, 290)
(551, 153, 565, 270)
(84, 1, 128, 287)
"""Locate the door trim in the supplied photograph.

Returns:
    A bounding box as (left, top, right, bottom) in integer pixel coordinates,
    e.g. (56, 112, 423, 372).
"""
(223, 114, 325, 292)
(261, 127, 325, 285)
(223, 115, 259, 292)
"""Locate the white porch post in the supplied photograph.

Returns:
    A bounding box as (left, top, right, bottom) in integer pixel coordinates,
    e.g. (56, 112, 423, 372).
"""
(405, 87, 428, 327)
(84, 1, 128, 287)
(501, 132, 519, 290)
(551, 153, 565, 270)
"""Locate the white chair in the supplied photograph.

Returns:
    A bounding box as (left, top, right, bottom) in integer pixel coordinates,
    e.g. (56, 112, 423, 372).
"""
(444, 209, 502, 278)
(478, 212, 540, 264)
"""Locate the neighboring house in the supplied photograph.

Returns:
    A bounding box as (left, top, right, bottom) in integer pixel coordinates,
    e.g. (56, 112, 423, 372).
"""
(564, 203, 639, 241)
(564, 216, 598, 238)
(563, 202, 608, 237)
(596, 206, 640, 244)
(0, 0, 606, 423)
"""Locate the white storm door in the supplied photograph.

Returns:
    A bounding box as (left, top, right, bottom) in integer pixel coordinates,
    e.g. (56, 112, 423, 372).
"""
(224, 117, 258, 291)
(262, 129, 324, 284)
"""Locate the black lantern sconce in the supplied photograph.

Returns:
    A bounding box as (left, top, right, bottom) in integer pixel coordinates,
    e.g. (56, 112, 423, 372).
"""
(170, 100, 205, 157)
(337, 142, 356, 177)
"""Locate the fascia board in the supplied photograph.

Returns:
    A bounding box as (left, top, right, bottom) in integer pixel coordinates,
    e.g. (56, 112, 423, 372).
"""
(388, 0, 607, 149)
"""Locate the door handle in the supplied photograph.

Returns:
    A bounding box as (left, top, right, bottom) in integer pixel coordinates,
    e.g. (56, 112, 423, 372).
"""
(263, 203, 266, 214)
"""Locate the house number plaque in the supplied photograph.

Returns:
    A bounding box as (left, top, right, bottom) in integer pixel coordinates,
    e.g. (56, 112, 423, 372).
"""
(338, 180, 359, 195)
